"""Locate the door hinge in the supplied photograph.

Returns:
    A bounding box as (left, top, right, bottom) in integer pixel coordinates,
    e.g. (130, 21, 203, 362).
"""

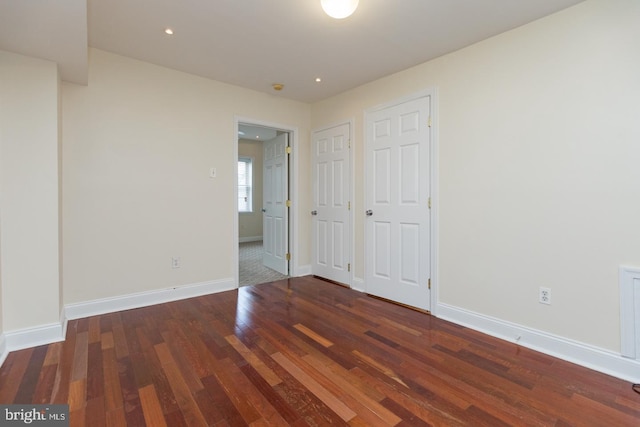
(348, 139, 351, 149)
(428, 116, 432, 128)
(428, 278, 431, 289)
(348, 263, 351, 272)
(348, 201, 351, 210)
(286, 253, 291, 261)
(286, 146, 292, 154)
(286, 200, 292, 208)
(428, 197, 431, 209)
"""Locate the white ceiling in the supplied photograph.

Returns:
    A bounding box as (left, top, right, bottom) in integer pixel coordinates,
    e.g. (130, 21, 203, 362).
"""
(1, 0, 585, 103)
(238, 124, 279, 141)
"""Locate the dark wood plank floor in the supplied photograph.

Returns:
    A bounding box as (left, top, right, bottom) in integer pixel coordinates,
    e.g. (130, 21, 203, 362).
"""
(0, 276, 638, 426)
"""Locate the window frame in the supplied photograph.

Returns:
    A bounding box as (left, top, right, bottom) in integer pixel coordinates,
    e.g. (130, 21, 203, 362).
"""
(237, 156, 254, 213)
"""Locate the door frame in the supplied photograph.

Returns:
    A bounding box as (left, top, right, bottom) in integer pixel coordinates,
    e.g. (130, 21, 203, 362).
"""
(363, 88, 439, 313)
(233, 116, 300, 287)
(311, 119, 355, 288)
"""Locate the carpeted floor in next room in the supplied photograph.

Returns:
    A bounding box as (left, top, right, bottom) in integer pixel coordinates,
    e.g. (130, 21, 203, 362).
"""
(239, 240, 288, 286)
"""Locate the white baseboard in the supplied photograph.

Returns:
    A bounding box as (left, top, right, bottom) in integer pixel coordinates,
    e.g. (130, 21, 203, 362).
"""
(436, 302, 640, 383)
(65, 278, 236, 320)
(239, 236, 263, 243)
(294, 264, 312, 277)
(3, 322, 65, 353)
(0, 279, 236, 368)
(352, 277, 365, 292)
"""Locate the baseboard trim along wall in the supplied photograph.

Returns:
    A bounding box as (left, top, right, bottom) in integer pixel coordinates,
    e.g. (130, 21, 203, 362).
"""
(3, 322, 66, 355)
(3, 278, 638, 384)
(436, 302, 640, 383)
(0, 279, 237, 365)
(352, 277, 365, 292)
(295, 264, 312, 277)
(65, 278, 236, 320)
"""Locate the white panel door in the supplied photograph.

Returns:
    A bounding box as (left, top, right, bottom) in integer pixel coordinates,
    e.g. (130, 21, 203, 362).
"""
(312, 123, 350, 285)
(263, 133, 289, 275)
(365, 96, 431, 310)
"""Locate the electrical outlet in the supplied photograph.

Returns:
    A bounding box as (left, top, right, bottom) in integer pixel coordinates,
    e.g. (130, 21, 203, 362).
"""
(171, 257, 181, 269)
(539, 287, 551, 305)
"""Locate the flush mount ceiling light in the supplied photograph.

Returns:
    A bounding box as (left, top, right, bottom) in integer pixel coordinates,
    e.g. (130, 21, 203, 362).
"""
(321, 0, 359, 19)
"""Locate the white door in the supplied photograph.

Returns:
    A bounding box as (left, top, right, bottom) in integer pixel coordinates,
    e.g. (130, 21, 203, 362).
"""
(365, 95, 431, 310)
(263, 133, 289, 275)
(312, 123, 351, 285)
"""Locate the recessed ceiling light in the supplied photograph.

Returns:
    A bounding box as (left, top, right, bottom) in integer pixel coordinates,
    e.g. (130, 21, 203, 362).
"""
(164, 28, 174, 35)
(315, 77, 322, 83)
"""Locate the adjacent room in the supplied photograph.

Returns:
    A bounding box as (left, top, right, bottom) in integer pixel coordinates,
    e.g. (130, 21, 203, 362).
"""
(237, 124, 290, 287)
(0, 0, 639, 425)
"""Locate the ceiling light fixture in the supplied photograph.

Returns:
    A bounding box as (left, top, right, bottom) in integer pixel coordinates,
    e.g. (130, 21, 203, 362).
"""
(164, 28, 174, 35)
(315, 77, 322, 83)
(321, 0, 359, 19)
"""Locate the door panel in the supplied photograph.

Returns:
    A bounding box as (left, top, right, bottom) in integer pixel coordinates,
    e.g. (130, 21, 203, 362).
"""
(365, 96, 431, 311)
(312, 123, 351, 285)
(333, 222, 345, 269)
(400, 223, 419, 284)
(373, 221, 391, 279)
(263, 133, 288, 275)
(373, 148, 391, 203)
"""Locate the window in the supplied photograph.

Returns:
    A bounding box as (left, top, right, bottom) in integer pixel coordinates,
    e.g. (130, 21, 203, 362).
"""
(238, 157, 253, 212)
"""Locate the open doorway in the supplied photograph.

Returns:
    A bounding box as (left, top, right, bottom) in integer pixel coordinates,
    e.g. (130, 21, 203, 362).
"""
(235, 121, 293, 287)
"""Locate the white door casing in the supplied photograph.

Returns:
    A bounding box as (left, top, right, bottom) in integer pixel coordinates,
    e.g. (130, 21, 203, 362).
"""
(263, 133, 289, 275)
(312, 123, 351, 286)
(365, 95, 431, 311)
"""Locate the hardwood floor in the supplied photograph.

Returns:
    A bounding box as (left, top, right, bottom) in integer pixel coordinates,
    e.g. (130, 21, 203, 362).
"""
(0, 276, 638, 426)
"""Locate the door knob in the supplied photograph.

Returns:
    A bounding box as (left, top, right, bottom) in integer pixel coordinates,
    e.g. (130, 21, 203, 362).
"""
(261, 208, 267, 213)
(311, 210, 318, 216)
(365, 210, 373, 216)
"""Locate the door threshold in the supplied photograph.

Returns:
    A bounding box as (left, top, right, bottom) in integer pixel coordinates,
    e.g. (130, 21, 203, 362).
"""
(366, 293, 431, 315)
(313, 275, 350, 289)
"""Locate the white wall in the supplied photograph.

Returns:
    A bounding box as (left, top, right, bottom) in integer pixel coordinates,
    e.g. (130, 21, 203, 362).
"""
(311, 0, 640, 354)
(0, 50, 62, 332)
(238, 139, 264, 240)
(62, 49, 311, 304)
